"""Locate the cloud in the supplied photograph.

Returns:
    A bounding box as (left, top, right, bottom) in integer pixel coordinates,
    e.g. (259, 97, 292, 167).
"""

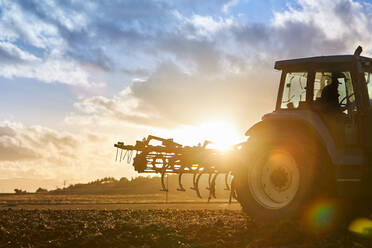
(271, 0, 372, 54)
(1, 0, 371, 88)
(0, 0, 158, 84)
(67, 61, 278, 133)
(0, 122, 78, 163)
(0, 0, 240, 86)
(0, 136, 40, 162)
(180, 14, 234, 38)
(65, 85, 169, 129)
(0, 121, 139, 190)
(0, 42, 39, 65)
(222, 0, 239, 13)
(65, 0, 372, 131)
(0, 0, 97, 85)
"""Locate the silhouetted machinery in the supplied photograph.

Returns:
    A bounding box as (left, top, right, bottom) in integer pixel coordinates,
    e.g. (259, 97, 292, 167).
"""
(115, 46, 372, 220)
(115, 135, 243, 202)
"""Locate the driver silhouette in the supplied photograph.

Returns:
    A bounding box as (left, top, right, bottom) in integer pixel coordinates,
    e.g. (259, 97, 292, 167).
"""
(320, 75, 342, 113)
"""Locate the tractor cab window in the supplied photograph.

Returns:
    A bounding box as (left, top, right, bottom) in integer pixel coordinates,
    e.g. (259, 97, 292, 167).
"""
(313, 71, 356, 114)
(364, 72, 372, 106)
(281, 72, 307, 109)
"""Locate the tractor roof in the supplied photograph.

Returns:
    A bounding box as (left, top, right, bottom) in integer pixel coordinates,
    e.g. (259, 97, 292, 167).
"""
(275, 55, 372, 70)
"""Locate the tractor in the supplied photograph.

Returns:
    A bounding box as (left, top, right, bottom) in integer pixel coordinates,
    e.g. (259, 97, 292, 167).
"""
(115, 46, 372, 221)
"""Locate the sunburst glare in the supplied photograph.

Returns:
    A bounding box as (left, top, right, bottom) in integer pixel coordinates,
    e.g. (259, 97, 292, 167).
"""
(155, 120, 243, 151)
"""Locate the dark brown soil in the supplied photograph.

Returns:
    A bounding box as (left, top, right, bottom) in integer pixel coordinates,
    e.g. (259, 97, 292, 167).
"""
(0, 209, 370, 248)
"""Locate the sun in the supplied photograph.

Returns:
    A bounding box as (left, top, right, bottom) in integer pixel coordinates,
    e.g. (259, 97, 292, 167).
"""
(192, 121, 241, 150)
(156, 120, 243, 151)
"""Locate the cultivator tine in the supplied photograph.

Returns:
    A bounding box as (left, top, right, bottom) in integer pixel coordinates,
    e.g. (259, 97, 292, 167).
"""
(127, 150, 133, 163)
(229, 176, 237, 204)
(159, 156, 169, 192)
(116, 142, 124, 162)
(191, 173, 197, 190)
(177, 173, 186, 191)
(211, 173, 218, 199)
(208, 173, 219, 202)
(206, 173, 212, 190)
(196, 173, 203, 198)
(160, 170, 168, 192)
(190, 173, 203, 198)
(119, 149, 123, 162)
(224, 171, 231, 191)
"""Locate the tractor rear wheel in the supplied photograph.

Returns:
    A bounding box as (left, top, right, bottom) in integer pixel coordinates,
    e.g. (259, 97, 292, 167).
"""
(235, 133, 326, 221)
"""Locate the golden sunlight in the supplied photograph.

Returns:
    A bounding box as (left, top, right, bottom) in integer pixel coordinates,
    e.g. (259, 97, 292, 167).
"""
(156, 120, 243, 150)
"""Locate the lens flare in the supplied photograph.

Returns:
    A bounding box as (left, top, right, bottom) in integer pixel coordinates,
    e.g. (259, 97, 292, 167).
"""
(303, 199, 340, 233)
(349, 218, 372, 237)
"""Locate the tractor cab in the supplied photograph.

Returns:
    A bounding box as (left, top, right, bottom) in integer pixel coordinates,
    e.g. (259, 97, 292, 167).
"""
(274, 50, 372, 152)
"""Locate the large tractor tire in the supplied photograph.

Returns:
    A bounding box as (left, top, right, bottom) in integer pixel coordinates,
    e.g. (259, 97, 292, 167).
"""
(235, 132, 329, 221)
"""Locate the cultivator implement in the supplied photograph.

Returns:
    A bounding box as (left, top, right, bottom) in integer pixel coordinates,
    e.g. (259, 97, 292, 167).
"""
(114, 135, 245, 202)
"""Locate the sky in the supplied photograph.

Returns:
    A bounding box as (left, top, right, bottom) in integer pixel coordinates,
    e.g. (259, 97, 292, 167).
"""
(1, 0, 372, 192)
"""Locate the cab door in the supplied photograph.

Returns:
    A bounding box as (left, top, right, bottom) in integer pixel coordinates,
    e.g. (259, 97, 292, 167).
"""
(360, 71, 372, 154)
(313, 71, 359, 146)
(357, 65, 372, 192)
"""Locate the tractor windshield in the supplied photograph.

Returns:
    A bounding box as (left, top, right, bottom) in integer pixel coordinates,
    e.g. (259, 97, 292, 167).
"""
(280, 72, 307, 109)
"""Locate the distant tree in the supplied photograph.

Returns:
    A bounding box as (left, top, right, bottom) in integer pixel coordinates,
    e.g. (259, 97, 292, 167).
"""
(14, 189, 27, 194)
(119, 177, 129, 184)
(36, 187, 48, 193)
(45, 175, 181, 195)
